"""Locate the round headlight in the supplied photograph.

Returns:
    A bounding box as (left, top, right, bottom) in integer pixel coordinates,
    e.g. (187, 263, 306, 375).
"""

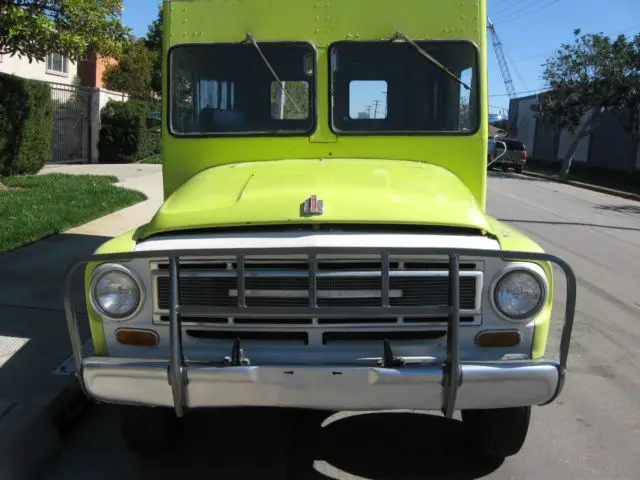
(493, 269, 544, 320)
(91, 265, 142, 319)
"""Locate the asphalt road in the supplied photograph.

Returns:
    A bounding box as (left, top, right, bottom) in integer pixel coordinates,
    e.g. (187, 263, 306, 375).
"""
(41, 171, 640, 480)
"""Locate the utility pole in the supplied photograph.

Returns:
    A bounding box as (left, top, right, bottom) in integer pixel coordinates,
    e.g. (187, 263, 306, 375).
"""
(276, 81, 286, 119)
(365, 105, 373, 118)
(372, 99, 381, 119)
(382, 90, 388, 117)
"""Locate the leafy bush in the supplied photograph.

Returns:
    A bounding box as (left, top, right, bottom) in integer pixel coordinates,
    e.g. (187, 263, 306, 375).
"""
(98, 99, 160, 163)
(0, 73, 53, 176)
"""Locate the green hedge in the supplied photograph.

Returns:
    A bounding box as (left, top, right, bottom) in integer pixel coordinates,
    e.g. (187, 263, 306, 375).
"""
(0, 73, 53, 177)
(98, 99, 160, 164)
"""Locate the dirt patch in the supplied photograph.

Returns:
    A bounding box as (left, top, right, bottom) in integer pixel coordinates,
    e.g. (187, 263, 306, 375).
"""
(0, 183, 26, 192)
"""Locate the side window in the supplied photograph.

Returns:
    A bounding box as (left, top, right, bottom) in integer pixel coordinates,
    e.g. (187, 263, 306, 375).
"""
(270, 81, 310, 119)
(348, 80, 387, 119)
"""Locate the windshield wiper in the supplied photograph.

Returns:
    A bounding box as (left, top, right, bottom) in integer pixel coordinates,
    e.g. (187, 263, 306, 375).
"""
(245, 32, 303, 113)
(392, 31, 471, 91)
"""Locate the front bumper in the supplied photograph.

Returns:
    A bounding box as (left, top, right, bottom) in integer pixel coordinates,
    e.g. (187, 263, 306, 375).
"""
(82, 358, 561, 411)
(63, 246, 576, 417)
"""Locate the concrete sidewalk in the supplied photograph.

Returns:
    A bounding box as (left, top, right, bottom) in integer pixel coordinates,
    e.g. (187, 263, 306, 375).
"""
(0, 164, 163, 479)
(520, 168, 640, 203)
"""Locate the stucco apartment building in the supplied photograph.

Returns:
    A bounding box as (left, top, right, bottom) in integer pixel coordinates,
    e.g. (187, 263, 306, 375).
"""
(0, 51, 115, 88)
(0, 51, 126, 163)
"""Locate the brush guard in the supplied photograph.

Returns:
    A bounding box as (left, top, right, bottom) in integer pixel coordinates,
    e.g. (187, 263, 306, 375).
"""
(63, 247, 577, 418)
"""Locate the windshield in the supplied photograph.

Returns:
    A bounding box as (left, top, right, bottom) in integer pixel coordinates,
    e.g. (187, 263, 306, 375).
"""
(169, 42, 315, 136)
(329, 40, 479, 134)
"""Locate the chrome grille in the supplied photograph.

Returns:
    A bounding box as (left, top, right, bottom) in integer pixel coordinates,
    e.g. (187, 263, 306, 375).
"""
(153, 257, 482, 324)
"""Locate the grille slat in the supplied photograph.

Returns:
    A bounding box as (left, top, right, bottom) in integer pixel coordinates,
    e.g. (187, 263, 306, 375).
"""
(155, 257, 481, 324)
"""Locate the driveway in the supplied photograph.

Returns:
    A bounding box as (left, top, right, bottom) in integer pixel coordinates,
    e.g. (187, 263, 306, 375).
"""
(0, 164, 163, 408)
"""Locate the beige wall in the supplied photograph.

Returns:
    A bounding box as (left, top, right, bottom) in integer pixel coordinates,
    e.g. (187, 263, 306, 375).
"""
(0, 53, 77, 85)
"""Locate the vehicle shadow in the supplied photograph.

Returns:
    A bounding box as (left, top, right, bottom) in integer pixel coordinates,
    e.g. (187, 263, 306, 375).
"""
(294, 411, 504, 479)
(131, 408, 504, 479)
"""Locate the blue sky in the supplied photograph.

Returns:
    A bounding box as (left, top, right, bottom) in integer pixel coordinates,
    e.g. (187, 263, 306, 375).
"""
(123, 0, 640, 117)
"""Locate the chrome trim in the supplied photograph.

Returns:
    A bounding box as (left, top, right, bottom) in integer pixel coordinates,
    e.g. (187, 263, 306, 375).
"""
(63, 246, 577, 417)
(80, 358, 562, 411)
(150, 269, 483, 278)
(489, 262, 549, 322)
(88, 263, 146, 321)
(227, 289, 403, 298)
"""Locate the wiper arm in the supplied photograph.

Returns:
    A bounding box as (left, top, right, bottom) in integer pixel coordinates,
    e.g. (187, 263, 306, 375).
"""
(392, 31, 471, 91)
(245, 32, 303, 113)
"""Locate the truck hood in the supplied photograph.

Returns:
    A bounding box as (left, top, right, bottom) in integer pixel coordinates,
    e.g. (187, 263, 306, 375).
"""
(141, 159, 494, 238)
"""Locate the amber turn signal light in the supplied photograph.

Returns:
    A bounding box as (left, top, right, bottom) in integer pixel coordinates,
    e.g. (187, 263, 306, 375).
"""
(475, 330, 521, 347)
(115, 329, 159, 346)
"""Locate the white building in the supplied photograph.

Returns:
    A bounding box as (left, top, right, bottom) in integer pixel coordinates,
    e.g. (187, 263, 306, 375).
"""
(0, 52, 77, 85)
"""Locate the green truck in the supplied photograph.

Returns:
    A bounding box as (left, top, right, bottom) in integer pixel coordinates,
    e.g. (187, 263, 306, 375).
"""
(63, 0, 576, 460)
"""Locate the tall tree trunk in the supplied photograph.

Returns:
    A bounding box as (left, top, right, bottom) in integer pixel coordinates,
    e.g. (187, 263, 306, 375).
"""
(560, 105, 603, 179)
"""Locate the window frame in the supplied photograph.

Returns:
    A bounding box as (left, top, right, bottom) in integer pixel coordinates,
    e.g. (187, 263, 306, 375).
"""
(327, 39, 482, 137)
(46, 53, 69, 76)
(166, 41, 318, 138)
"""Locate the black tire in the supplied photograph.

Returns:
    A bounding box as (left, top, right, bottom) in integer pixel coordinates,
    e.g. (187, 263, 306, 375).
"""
(461, 406, 531, 459)
(118, 405, 181, 456)
(515, 166, 523, 173)
(502, 164, 510, 172)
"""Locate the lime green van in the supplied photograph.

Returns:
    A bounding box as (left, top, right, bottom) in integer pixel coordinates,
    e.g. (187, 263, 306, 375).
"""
(63, 0, 576, 460)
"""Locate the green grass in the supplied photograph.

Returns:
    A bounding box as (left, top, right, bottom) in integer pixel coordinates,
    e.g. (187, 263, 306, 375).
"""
(0, 174, 147, 254)
(140, 155, 162, 164)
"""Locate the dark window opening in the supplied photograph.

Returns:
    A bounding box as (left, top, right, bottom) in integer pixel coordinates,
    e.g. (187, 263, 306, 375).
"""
(169, 42, 315, 136)
(330, 40, 479, 134)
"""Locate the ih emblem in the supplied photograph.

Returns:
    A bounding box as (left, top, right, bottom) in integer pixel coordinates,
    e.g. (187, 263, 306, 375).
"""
(302, 195, 324, 215)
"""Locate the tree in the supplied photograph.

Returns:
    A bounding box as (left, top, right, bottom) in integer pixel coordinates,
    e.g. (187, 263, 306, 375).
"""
(0, 0, 130, 62)
(145, 4, 164, 96)
(532, 29, 640, 178)
(103, 38, 156, 97)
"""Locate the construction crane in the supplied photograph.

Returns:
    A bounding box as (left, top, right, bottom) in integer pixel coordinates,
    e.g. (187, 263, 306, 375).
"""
(487, 17, 516, 100)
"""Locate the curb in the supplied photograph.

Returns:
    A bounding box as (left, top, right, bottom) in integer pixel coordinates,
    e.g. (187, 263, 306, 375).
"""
(520, 170, 640, 203)
(0, 378, 89, 480)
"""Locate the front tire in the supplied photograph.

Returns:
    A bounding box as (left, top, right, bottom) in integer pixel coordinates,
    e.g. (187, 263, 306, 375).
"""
(461, 406, 531, 459)
(118, 405, 181, 456)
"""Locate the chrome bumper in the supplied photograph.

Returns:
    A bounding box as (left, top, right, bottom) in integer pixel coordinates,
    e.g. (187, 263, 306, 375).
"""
(63, 246, 577, 417)
(81, 358, 561, 411)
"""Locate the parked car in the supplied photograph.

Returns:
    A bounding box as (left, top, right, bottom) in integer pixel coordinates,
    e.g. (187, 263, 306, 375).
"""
(488, 137, 527, 173)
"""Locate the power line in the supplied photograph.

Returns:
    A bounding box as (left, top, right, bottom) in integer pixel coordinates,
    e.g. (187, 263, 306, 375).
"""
(494, 0, 562, 24)
(505, 23, 640, 66)
(491, 0, 531, 19)
(489, 88, 547, 98)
